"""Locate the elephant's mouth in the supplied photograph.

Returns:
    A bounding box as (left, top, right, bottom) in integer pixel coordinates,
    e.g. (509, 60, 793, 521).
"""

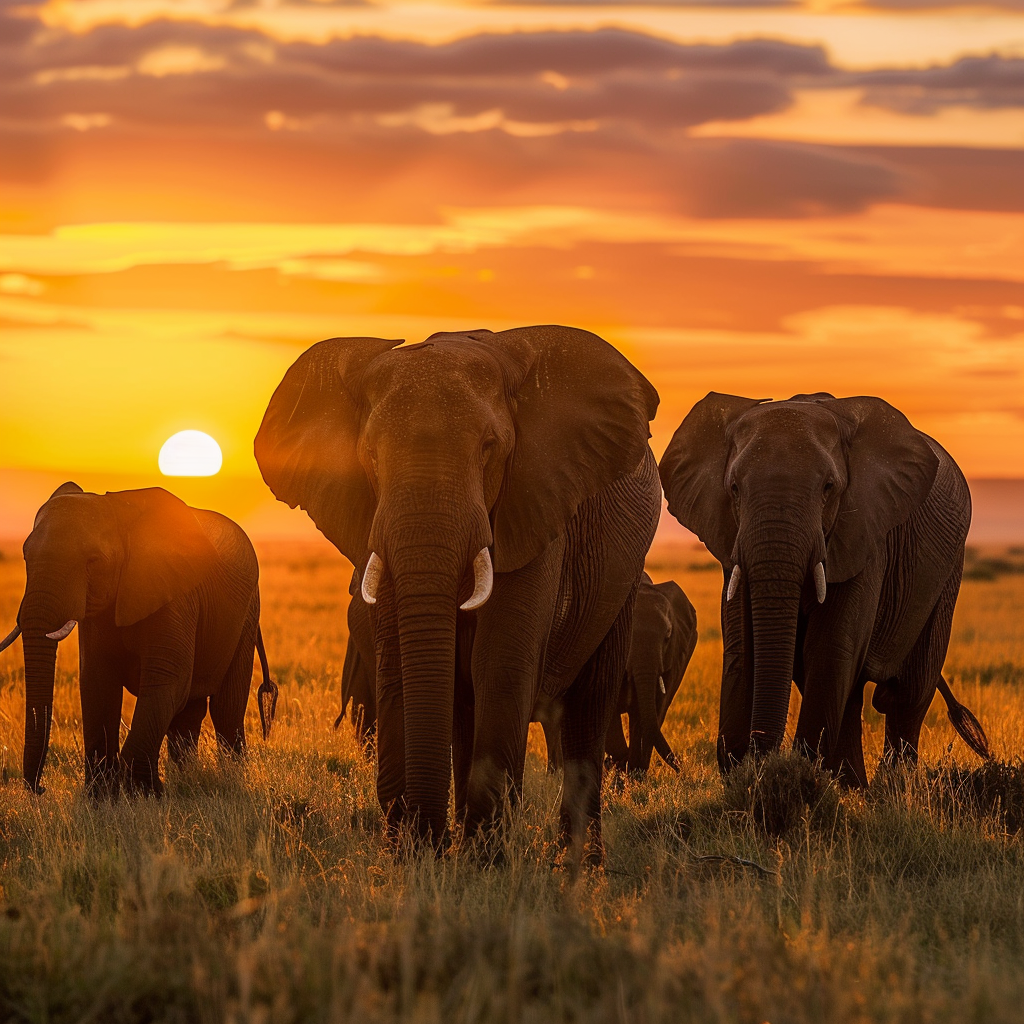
(361, 546, 493, 611)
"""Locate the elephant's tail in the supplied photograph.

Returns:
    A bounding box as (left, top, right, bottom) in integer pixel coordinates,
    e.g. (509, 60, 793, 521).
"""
(255, 625, 279, 741)
(936, 674, 991, 760)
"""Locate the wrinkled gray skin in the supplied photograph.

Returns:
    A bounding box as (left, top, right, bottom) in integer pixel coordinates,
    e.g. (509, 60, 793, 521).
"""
(256, 326, 661, 857)
(536, 574, 697, 775)
(0, 484, 277, 796)
(659, 392, 988, 785)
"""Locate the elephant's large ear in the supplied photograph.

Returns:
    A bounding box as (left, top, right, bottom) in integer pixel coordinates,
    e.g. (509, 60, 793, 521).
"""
(822, 397, 939, 582)
(484, 325, 659, 573)
(110, 489, 223, 627)
(659, 393, 767, 565)
(254, 337, 402, 564)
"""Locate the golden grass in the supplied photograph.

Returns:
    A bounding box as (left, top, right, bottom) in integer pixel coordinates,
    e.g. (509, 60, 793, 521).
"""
(1, 538, 1023, 1023)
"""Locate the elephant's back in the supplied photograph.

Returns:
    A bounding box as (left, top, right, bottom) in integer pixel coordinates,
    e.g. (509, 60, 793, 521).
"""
(193, 509, 259, 585)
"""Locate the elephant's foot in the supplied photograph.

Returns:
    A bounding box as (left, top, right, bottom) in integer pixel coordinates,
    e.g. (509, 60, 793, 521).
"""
(122, 760, 164, 798)
(717, 734, 748, 777)
(556, 811, 604, 872)
(85, 755, 121, 801)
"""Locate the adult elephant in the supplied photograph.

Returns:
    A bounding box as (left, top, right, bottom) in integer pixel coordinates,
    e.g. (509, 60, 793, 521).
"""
(659, 392, 989, 785)
(537, 574, 697, 776)
(255, 326, 660, 854)
(0, 484, 278, 795)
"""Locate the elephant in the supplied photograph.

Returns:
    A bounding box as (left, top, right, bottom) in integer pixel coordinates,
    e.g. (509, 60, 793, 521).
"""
(659, 392, 989, 786)
(0, 483, 279, 795)
(335, 570, 376, 742)
(536, 573, 697, 775)
(255, 326, 661, 856)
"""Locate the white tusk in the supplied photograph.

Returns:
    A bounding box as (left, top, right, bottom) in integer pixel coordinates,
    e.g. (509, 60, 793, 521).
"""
(361, 552, 383, 605)
(659, 676, 666, 695)
(460, 547, 493, 611)
(727, 565, 741, 601)
(814, 562, 827, 604)
(0, 625, 21, 652)
(46, 620, 77, 641)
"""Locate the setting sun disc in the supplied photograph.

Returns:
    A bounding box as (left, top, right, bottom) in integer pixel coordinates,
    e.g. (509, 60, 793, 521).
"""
(159, 430, 223, 477)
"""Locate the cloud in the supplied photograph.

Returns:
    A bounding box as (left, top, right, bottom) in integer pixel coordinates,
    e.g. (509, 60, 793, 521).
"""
(856, 55, 1024, 112)
(1, 15, 1021, 221)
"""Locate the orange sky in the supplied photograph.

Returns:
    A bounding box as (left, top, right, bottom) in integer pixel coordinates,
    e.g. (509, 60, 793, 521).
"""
(1, 0, 1021, 541)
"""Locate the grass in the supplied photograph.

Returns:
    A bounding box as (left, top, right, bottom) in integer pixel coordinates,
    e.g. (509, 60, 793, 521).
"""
(1, 539, 1023, 1023)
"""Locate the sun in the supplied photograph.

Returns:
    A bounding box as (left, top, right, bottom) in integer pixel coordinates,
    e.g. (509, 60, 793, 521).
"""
(158, 430, 223, 477)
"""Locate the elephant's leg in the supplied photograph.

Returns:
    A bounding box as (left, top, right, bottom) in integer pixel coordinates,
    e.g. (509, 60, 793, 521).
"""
(830, 681, 868, 787)
(452, 619, 476, 820)
(121, 633, 196, 796)
(466, 545, 562, 836)
(534, 694, 565, 773)
(167, 696, 208, 765)
(560, 592, 635, 865)
(718, 571, 754, 772)
(209, 613, 259, 756)
(372, 574, 406, 835)
(79, 619, 128, 796)
(882, 568, 961, 766)
(796, 576, 877, 786)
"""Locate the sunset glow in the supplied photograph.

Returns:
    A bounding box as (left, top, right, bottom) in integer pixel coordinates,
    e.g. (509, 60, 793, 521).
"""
(0, 0, 1021, 540)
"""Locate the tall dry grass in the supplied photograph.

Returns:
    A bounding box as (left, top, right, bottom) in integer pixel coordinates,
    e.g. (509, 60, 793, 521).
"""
(1, 539, 1022, 1023)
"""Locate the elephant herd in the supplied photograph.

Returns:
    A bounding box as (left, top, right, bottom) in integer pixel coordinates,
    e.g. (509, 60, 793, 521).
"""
(0, 325, 990, 863)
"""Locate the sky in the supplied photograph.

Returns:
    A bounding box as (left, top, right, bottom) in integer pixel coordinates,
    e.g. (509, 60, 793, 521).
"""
(0, 0, 1021, 542)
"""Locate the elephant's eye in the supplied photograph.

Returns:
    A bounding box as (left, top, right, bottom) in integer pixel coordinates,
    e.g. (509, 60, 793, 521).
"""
(730, 482, 739, 497)
(823, 480, 834, 497)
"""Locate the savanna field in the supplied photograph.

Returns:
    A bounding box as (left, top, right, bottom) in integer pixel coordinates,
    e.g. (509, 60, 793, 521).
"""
(1, 539, 1023, 1024)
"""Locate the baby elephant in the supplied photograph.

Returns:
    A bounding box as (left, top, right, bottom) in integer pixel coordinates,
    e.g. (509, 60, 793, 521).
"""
(537, 574, 697, 775)
(334, 570, 376, 742)
(0, 483, 279, 796)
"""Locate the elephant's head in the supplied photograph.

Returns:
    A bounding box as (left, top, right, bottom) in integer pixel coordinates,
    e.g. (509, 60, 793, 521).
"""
(1, 484, 220, 792)
(659, 393, 937, 754)
(254, 326, 658, 839)
(629, 576, 677, 691)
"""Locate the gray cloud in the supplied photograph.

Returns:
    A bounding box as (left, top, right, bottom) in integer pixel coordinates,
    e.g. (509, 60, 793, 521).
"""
(856, 55, 1024, 112)
(0, 13, 1020, 220)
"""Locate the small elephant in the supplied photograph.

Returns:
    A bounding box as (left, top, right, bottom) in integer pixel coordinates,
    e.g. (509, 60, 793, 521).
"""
(536, 574, 697, 775)
(0, 483, 279, 795)
(256, 326, 661, 858)
(659, 392, 989, 785)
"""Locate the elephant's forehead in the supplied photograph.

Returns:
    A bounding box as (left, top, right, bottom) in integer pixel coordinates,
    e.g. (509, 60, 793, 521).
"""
(365, 342, 503, 401)
(734, 402, 842, 451)
(26, 496, 112, 557)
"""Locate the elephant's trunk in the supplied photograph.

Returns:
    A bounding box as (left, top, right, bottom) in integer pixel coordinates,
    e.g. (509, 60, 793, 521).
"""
(742, 522, 812, 752)
(388, 535, 467, 845)
(19, 579, 86, 794)
(22, 633, 57, 794)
